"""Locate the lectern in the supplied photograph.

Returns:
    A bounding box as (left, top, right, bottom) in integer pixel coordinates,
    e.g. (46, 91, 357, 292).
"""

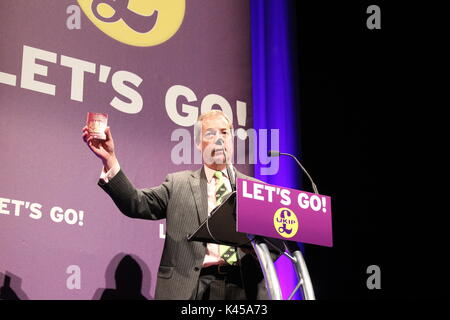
(188, 189, 318, 300)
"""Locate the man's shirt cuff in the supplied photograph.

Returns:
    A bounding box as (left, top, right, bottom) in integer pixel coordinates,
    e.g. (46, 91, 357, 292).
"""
(100, 162, 120, 183)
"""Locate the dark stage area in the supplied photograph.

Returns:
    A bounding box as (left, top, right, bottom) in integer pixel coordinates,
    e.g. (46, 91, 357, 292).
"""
(291, 1, 443, 299)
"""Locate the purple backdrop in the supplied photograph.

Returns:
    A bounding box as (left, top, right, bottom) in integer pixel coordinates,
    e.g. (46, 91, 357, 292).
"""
(0, 0, 253, 299)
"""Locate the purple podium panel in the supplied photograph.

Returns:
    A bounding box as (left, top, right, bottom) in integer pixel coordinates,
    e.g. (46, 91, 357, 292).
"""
(236, 178, 333, 247)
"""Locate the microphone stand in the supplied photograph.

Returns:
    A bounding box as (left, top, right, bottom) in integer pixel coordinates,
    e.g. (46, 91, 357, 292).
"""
(223, 149, 236, 192)
(215, 138, 236, 192)
(270, 151, 319, 195)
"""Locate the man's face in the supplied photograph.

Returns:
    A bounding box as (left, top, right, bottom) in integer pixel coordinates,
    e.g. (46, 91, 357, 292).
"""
(197, 115, 233, 170)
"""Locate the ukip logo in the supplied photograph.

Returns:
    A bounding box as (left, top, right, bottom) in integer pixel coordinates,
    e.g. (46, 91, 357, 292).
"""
(77, 0, 185, 47)
(273, 208, 299, 239)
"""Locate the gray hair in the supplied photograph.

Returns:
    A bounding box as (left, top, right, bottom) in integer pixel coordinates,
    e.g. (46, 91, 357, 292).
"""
(194, 110, 234, 145)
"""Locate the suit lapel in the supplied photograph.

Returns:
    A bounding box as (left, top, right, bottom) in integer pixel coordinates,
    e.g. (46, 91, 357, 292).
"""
(189, 167, 251, 225)
(235, 169, 246, 181)
(189, 167, 208, 225)
(234, 168, 252, 185)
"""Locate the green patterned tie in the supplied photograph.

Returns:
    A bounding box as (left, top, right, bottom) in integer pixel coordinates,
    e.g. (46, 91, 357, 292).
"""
(214, 171, 238, 265)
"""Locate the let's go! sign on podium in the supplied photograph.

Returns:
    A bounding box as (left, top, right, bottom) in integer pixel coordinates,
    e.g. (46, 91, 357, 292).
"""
(236, 178, 333, 247)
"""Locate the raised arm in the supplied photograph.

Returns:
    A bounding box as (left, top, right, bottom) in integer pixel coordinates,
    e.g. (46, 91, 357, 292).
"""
(98, 169, 172, 220)
(82, 125, 170, 220)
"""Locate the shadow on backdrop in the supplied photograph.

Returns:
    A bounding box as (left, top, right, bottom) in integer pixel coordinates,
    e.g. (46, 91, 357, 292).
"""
(93, 253, 153, 300)
(0, 271, 29, 300)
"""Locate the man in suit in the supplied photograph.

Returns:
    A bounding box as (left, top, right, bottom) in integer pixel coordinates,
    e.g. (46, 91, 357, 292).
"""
(82, 110, 268, 300)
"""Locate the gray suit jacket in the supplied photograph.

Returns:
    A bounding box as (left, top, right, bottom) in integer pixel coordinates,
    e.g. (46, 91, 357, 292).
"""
(98, 166, 267, 300)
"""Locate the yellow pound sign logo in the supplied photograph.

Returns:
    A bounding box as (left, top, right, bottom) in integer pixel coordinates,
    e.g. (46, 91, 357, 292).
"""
(77, 0, 185, 47)
(273, 208, 299, 239)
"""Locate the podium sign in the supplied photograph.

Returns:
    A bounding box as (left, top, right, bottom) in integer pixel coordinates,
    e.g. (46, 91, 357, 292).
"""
(236, 178, 333, 247)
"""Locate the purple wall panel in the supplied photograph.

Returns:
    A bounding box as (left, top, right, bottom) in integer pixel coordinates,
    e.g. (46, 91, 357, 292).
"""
(0, 0, 253, 299)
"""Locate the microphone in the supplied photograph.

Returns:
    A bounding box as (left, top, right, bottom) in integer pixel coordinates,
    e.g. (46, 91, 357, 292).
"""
(268, 150, 319, 194)
(268, 150, 280, 157)
(215, 139, 236, 192)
